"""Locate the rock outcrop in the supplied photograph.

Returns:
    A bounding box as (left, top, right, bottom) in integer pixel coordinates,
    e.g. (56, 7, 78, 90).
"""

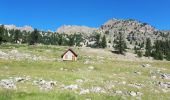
(56, 25, 96, 35)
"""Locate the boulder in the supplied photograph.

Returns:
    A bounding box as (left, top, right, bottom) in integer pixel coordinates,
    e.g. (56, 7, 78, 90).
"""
(129, 91, 137, 96)
(88, 66, 94, 70)
(64, 84, 79, 90)
(128, 83, 144, 89)
(90, 87, 106, 93)
(115, 90, 123, 95)
(0, 79, 16, 89)
(79, 89, 90, 95)
(161, 73, 170, 79)
(159, 82, 170, 88)
(142, 64, 152, 68)
(34, 79, 56, 90)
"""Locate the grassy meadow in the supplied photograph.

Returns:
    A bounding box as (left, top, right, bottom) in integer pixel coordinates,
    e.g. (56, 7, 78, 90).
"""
(0, 44, 170, 100)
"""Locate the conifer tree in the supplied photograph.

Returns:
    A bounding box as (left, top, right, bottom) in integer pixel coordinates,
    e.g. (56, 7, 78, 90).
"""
(101, 35, 107, 48)
(29, 29, 40, 45)
(114, 32, 126, 54)
(145, 38, 152, 57)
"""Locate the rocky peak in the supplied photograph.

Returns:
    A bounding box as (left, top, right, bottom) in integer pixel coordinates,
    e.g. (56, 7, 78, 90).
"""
(56, 25, 97, 35)
(4, 25, 34, 32)
(100, 18, 157, 33)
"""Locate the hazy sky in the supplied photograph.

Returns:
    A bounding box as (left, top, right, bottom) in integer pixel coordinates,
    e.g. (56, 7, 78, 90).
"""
(0, 0, 170, 31)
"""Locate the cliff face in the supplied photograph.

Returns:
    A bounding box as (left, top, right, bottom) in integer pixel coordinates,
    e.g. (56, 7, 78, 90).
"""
(56, 25, 96, 36)
(99, 19, 158, 42)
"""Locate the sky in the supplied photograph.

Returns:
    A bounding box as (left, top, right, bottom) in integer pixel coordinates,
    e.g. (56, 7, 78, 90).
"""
(0, 0, 170, 31)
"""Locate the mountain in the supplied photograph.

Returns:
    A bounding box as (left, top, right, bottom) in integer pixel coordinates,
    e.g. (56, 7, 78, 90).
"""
(4, 25, 34, 32)
(1, 18, 170, 48)
(55, 18, 170, 48)
(56, 25, 97, 35)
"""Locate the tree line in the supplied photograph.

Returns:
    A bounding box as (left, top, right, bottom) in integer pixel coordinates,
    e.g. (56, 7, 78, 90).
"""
(0, 25, 83, 46)
(1, 25, 170, 61)
(134, 38, 170, 61)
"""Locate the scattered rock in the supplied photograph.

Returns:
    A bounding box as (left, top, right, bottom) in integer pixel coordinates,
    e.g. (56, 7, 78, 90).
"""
(142, 64, 152, 68)
(161, 73, 170, 79)
(90, 87, 106, 93)
(151, 76, 157, 79)
(0, 50, 54, 61)
(129, 91, 137, 96)
(159, 82, 170, 88)
(14, 76, 31, 82)
(34, 79, 56, 90)
(129, 91, 143, 97)
(115, 90, 123, 95)
(60, 68, 68, 71)
(10, 50, 18, 54)
(79, 89, 90, 95)
(64, 84, 79, 90)
(121, 81, 126, 85)
(0, 50, 8, 56)
(137, 92, 143, 96)
(128, 83, 144, 89)
(14, 77, 25, 82)
(88, 66, 95, 70)
(134, 71, 142, 75)
(84, 60, 94, 64)
(0, 79, 16, 89)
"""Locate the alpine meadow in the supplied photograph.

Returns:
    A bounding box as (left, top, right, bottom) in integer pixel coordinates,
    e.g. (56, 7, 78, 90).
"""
(0, 0, 170, 100)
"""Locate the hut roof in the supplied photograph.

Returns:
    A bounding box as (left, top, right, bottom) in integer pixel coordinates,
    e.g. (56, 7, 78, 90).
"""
(61, 49, 78, 58)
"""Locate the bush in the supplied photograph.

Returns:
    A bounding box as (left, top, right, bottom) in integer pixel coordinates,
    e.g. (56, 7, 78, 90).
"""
(152, 51, 163, 60)
(165, 52, 170, 61)
(137, 51, 143, 57)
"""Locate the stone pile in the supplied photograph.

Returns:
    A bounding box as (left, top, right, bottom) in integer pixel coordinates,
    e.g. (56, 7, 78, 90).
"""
(0, 79, 16, 89)
(34, 79, 56, 90)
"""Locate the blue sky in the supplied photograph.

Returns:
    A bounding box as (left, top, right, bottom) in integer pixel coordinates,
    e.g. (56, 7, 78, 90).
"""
(0, 0, 170, 31)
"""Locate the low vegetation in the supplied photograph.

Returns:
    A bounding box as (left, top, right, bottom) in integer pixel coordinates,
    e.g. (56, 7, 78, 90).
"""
(0, 44, 170, 100)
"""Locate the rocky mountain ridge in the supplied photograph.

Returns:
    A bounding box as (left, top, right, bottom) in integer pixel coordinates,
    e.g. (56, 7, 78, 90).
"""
(56, 18, 170, 48)
(56, 25, 96, 35)
(1, 18, 170, 48)
(2, 24, 34, 32)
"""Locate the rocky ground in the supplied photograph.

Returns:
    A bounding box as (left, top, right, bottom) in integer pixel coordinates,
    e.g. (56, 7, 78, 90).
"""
(0, 44, 170, 100)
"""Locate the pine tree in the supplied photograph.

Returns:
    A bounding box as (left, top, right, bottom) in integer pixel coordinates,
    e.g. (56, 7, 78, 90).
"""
(166, 52, 170, 61)
(145, 38, 152, 57)
(29, 29, 40, 45)
(68, 34, 75, 46)
(137, 50, 143, 57)
(14, 29, 22, 43)
(57, 33, 63, 45)
(95, 33, 101, 48)
(152, 40, 163, 60)
(101, 35, 107, 48)
(0, 25, 5, 44)
(74, 33, 83, 46)
(114, 32, 126, 54)
(134, 46, 138, 54)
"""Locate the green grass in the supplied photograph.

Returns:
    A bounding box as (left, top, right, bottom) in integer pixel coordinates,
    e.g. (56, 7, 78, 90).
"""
(0, 44, 170, 100)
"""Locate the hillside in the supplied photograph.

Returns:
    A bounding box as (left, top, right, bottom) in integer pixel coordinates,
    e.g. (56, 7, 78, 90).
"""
(55, 18, 170, 48)
(0, 44, 170, 100)
(1, 18, 170, 47)
(57, 25, 96, 36)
